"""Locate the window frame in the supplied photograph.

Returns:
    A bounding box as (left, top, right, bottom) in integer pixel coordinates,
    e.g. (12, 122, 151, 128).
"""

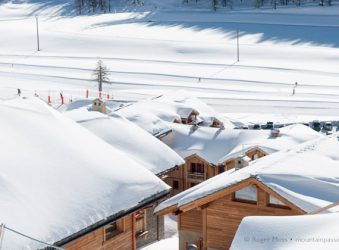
(232, 185, 258, 205)
(103, 218, 125, 242)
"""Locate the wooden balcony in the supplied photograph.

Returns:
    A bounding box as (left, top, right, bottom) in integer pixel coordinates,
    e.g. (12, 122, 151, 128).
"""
(187, 172, 205, 181)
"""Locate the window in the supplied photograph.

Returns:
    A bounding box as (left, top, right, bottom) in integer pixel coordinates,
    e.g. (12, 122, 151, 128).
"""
(233, 185, 257, 204)
(267, 194, 289, 209)
(104, 219, 124, 241)
(218, 165, 225, 174)
(190, 182, 196, 188)
(173, 180, 179, 189)
(190, 163, 204, 173)
(135, 210, 147, 238)
(252, 154, 259, 160)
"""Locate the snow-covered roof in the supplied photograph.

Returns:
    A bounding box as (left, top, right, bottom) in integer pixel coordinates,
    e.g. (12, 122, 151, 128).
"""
(231, 213, 339, 250)
(64, 107, 184, 175)
(155, 135, 339, 214)
(115, 90, 234, 134)
(161, 123, 323, 165)
(0, 98, 170, 249)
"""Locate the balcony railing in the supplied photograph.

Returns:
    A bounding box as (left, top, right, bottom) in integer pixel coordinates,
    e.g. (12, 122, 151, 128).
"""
(187, 172, 205, 180)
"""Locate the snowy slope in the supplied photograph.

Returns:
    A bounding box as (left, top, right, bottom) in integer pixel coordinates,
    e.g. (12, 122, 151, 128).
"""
(231, 213, 339, 250)
(64, 106, 184, 174)
(161, 123, 323, 164)
(155, 135, 339, 214)
(0, 97, 169, 249)
(1, 1, 339, 120)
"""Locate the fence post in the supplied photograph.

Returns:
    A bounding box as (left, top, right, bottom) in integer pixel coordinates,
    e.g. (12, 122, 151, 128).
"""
(86, 89, 89, 98)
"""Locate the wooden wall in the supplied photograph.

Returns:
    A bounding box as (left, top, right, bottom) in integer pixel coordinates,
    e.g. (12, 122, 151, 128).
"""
(246, 148, 266, 160)
(178, 183, 304, 250)
(64, 215, 134, 250)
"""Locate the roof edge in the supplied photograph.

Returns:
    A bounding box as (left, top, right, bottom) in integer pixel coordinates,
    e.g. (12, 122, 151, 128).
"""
(54, 189, 170, 247)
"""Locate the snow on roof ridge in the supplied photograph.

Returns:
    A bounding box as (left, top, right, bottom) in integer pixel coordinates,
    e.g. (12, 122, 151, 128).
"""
(0, 97, 170, 249)
(64, 106, 184, 175)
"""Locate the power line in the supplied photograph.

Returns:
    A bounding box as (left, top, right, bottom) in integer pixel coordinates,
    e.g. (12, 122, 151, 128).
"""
(2, 225, 66, 250)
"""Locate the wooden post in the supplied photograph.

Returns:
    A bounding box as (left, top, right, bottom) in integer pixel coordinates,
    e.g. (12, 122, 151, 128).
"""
(85, 89, 89, 98)
(132, 213, 136, 250)
(202, 208, 207, 250)
(48, 95, 51, 104)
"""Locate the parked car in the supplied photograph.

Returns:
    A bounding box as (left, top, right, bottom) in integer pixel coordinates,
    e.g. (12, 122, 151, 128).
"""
(265, 121, 274, 130)
(323, 122, 333, 131)
(274, 123, 284, 129)
(252, 124, 261, 130)
(312, 120, 321, 132)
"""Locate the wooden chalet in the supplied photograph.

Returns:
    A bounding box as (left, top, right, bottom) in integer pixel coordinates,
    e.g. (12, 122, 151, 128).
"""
(155, 137, 339, 250)
(161, 124, 322, 196)
(164, 147, 268, 196)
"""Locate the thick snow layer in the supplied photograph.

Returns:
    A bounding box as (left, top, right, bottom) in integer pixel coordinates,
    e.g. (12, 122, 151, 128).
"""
(161, 122, 323, 164)
(139, 234, 179, 250)
(64, 106, 184, 174)
(231, 213, 339, 250)
(155, 135, 339, 214)
(0, 97, 170, 249)
(116, 90, 234, 134)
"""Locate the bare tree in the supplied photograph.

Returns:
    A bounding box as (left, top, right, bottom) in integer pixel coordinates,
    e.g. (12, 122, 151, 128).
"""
(93, 60, 110, 93)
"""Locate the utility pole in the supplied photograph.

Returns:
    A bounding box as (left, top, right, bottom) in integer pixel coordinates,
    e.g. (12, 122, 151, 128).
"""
(35, 16, 40, 51)
(237, 29, 240, 62)
(0, 224, 5, 250)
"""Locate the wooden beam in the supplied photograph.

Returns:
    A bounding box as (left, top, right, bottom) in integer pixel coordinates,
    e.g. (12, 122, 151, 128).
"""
(154, 204, 178, 216)
(131, 213, 136, 250)
(179, 178, 254, 212)
(308, 202, 339, 215)
(252, 179, 306, 214)
(202, 208, 207, 250)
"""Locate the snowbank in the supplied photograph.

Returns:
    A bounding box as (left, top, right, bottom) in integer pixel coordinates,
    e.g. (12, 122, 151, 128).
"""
(231, 213, 339, 250)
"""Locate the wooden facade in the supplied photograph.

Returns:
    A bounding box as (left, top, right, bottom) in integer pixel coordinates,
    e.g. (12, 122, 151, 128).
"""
(63, 205, 164, 250)
(64, 215, 134, 250)
(164, 148, 268, 196)
(158, 178, 305, 250)
(164, 154, 217, 196)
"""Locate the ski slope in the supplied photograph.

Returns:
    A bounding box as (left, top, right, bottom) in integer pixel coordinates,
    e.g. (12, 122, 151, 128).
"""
(1, 0, 339, 122)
